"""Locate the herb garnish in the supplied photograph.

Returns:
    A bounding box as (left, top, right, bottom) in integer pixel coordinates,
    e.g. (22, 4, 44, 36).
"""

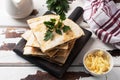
(62, 25, 71, 33)
(46, 0, 69, 20)
(44, 30, 53, 41)
(44, 18, 71, 41)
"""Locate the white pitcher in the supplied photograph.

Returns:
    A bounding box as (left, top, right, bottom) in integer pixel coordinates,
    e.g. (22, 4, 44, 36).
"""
(6, 0, 33, 19)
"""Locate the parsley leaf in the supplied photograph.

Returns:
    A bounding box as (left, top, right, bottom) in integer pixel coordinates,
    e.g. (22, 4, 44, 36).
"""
(44, 21, 54, 30)
(59, 12, 66, 20)
(62, 25, 71, 32)
(44, 18, 71, 41)
(50, 19, 56, 23)
(57, 21, 62, 28)
(46, 0, 69, 20)
(56, 29, 62, 35)
(44, 19, 56, 30)
(44, 30, 53, 41)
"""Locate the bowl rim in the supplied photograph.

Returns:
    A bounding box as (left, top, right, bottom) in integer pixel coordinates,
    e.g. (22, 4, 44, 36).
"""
(83, 48, 114, 76)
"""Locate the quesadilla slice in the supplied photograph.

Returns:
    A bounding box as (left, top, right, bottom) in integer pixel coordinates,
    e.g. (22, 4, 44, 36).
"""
(21, 30, 32, 40)
(23, 46, 59, 57)
(23, 46, 46, 56)
(22, 30, 69, 57)
(21, 30, 40, 48)
(56, 42, 68, 50)
(27, 15, 84, 52)
(52, 39, 76, 64)
(22, 30, 69, 50)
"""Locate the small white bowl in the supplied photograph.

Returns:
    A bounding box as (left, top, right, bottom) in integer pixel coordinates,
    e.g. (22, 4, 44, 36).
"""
(83, 49, 113, 77)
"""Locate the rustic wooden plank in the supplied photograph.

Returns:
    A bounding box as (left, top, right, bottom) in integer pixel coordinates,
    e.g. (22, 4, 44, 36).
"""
(0, 28, 118, 66)
(0, 67, 119, 80)
(0, 51, 29, 64)
(0, 0, 119, 80)
(0, 67, 43, 80)
(79, 67, 120, 80)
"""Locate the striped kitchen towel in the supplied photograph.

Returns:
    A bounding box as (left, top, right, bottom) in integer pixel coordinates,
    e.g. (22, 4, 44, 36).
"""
(83, 0, 120, 49)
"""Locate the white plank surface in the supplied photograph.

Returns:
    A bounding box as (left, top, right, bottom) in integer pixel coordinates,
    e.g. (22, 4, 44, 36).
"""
(0, 67, 44, 80)
(0, 0, 120, 80)
(0, 0, 85, 27)
(0, 66, 119, 80)
(0, 0, 47, 26)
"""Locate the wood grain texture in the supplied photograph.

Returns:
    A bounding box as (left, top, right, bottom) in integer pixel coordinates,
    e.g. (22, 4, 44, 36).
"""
(21, 71, 92, 80)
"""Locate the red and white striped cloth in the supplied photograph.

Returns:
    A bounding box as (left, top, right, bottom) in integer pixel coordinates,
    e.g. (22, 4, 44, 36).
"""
(83, 0, 120, 49)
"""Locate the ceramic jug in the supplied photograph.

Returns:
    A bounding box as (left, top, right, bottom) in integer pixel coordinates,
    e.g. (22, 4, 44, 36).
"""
(6, 0, 33, 19)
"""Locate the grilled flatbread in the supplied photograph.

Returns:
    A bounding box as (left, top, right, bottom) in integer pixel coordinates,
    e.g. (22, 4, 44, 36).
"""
(52, 39, 76, 64)
(23, 46, 46, 56)
(56, 42, 68, 50)
(23, 14, 85, 65)
(23, 39, 76, 64)
(27, 15, 84, 52)
(21, 30, 32, 40)
(22, 30, 69, 57)
(21, 30, 40, 48)
(22, 30, 69, 50)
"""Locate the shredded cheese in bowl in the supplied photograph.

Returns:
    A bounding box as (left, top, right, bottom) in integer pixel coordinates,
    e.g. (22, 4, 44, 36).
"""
(83, 49, 113, 76)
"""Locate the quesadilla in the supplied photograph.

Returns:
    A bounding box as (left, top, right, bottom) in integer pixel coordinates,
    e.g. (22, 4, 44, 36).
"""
(22, 30, 69, 49)
(52, 39, 76, 64)
(22, 30, 69, 57)
(23, 46, 46, 56)
(22, 14, 84, 65)
(27, 15, 84, 52)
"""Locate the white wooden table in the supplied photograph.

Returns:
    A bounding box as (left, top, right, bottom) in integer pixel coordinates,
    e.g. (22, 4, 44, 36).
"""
(0, 0, 120, 80)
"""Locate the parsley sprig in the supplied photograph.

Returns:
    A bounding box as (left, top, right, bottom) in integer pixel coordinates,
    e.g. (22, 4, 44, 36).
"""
(46, 0, 69, 20)
(44, 19, 71, 41)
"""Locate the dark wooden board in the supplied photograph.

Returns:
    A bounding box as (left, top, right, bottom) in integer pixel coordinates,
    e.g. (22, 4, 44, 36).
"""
(13, 7, 92, 78)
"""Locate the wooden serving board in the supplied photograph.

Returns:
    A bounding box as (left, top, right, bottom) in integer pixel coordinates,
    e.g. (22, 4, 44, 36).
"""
(13, 7, 92, 78)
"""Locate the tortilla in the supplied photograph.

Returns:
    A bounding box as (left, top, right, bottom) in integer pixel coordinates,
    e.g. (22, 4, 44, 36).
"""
(52, 39, 76, 64)
(56, 42, 68, 50)
(22, 14, 85, 65)
(23, 39, 75, 64)
(21, 30, 32, 40)
(22, 30, 69, 50)
(23, 46, 46, 56)
(27, 15, 84, 52)
(22, 30, 69, 57)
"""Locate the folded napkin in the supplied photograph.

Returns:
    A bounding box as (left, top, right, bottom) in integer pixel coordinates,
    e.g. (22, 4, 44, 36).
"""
(83, 0, 120, 49)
